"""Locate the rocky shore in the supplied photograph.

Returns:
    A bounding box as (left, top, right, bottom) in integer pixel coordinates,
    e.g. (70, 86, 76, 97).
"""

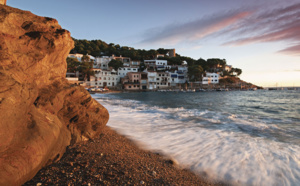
(0, 5, 225, 185)
(24, 126, 224, 186)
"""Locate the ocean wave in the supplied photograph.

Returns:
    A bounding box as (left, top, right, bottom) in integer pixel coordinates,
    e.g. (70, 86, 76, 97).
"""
(92, 93, 300, 185)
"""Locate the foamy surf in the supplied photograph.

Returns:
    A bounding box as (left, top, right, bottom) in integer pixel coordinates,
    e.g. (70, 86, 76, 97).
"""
(93, 91, 300, 186)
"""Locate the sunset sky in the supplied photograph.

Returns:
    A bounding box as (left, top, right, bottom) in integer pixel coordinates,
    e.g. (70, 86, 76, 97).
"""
(8, 0, 300, 87)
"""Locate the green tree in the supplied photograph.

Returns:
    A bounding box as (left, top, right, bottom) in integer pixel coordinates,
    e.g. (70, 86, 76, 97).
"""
(78, 55, 94, 81)
(234, 68, 242, 76)
(108, 59, 123, 71)
(188, 65, 204, 82)
(79, 62, 94, 81)
(66, 57, 80, 73)
(81, 54, 90, 63)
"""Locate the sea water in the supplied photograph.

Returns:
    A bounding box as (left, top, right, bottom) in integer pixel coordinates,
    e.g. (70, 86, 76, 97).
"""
(92, 90, 300, 186)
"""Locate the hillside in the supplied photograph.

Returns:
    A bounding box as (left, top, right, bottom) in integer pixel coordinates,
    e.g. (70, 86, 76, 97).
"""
(70, 39, 262, 89)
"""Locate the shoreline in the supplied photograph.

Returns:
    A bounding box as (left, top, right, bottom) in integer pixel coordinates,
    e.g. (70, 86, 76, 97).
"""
(24, 126, 225, 185)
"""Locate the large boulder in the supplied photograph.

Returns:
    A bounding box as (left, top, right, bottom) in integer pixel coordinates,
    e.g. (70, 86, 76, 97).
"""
(0, 5, 109, 185)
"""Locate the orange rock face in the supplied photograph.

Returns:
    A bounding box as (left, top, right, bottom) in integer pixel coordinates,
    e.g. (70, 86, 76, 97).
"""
(0, 5, 109, 185)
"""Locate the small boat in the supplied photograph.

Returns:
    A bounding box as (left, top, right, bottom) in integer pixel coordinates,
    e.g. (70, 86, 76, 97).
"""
(248, 87, 257, 91)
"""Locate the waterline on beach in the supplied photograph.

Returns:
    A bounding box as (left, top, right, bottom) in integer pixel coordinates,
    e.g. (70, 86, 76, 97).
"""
(93, 91, 300, 185)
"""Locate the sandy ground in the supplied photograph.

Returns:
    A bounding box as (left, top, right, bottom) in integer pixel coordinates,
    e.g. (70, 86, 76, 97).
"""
(24, 126, 226, 185)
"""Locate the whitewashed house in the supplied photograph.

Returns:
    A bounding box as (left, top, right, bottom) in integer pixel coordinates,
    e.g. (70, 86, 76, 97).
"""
(144, 59, 167, 67)
(118, 67, 139, 78)
(147, 71, 157, 90)
(68, 53, 95, 62)
(94, 56, 111, 70)
(94, 55, 131, 70)
(88, 69, 120, 88)
(202, 72, 219, 84)
(145, 70, 170, 90)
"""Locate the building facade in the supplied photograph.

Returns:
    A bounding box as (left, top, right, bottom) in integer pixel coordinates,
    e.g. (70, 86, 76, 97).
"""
(88, 69, 120, 87)
(118, 67, 139, 78)
(122, 72, 148, 90)
(202, 72, 219, 84)
(68, 53, 95, 62)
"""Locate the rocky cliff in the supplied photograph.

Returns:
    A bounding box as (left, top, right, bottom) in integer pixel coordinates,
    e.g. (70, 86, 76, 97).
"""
(0, 5, 109, 185)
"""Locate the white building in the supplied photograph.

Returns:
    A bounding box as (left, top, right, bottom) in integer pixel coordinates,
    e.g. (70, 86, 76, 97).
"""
(146, 71, 170, 90)
(94, 56, 112, 70)
(147, 71, 157, 90)
(118, 67, 139, 78)
(68, 53, 95, 62)
(94, 55, 131, 70)
(166, 65, 188, 85)
(144, 59, 167, 67)
(202, 72, 219, 84)
(88, 69, 120, 87)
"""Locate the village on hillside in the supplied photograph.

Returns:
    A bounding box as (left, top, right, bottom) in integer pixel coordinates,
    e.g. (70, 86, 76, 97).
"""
(66, 49, 258, 92)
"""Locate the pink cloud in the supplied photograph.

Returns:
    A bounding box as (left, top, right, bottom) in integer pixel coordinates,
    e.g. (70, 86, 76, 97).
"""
(140, 2, 300, 55)
(277, 44, 300, 55)
(140, 10, 252, 46)
(189, 11, 252, 40)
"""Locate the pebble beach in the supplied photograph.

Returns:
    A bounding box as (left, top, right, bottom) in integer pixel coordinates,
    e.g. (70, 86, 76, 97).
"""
(24, 126, 223, 185)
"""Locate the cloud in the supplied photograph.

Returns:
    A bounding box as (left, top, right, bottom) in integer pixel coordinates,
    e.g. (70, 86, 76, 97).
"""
(223, 2, 300, 55)
(277, 44, 300, 56)
(139, 10, 252, 46)
(140, 2, 300, 55)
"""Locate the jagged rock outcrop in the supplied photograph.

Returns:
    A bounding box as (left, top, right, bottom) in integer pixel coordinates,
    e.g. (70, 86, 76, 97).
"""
(0, 5, 109, 185)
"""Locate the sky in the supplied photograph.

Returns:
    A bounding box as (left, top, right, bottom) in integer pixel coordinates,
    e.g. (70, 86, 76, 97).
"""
(7, 0, 300, 87)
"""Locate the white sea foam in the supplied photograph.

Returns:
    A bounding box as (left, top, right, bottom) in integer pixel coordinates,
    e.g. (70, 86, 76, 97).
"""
(94, 94, 300, 186)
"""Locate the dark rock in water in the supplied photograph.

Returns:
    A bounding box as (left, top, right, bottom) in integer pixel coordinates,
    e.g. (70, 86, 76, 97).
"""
(0, 5, 109, 185)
